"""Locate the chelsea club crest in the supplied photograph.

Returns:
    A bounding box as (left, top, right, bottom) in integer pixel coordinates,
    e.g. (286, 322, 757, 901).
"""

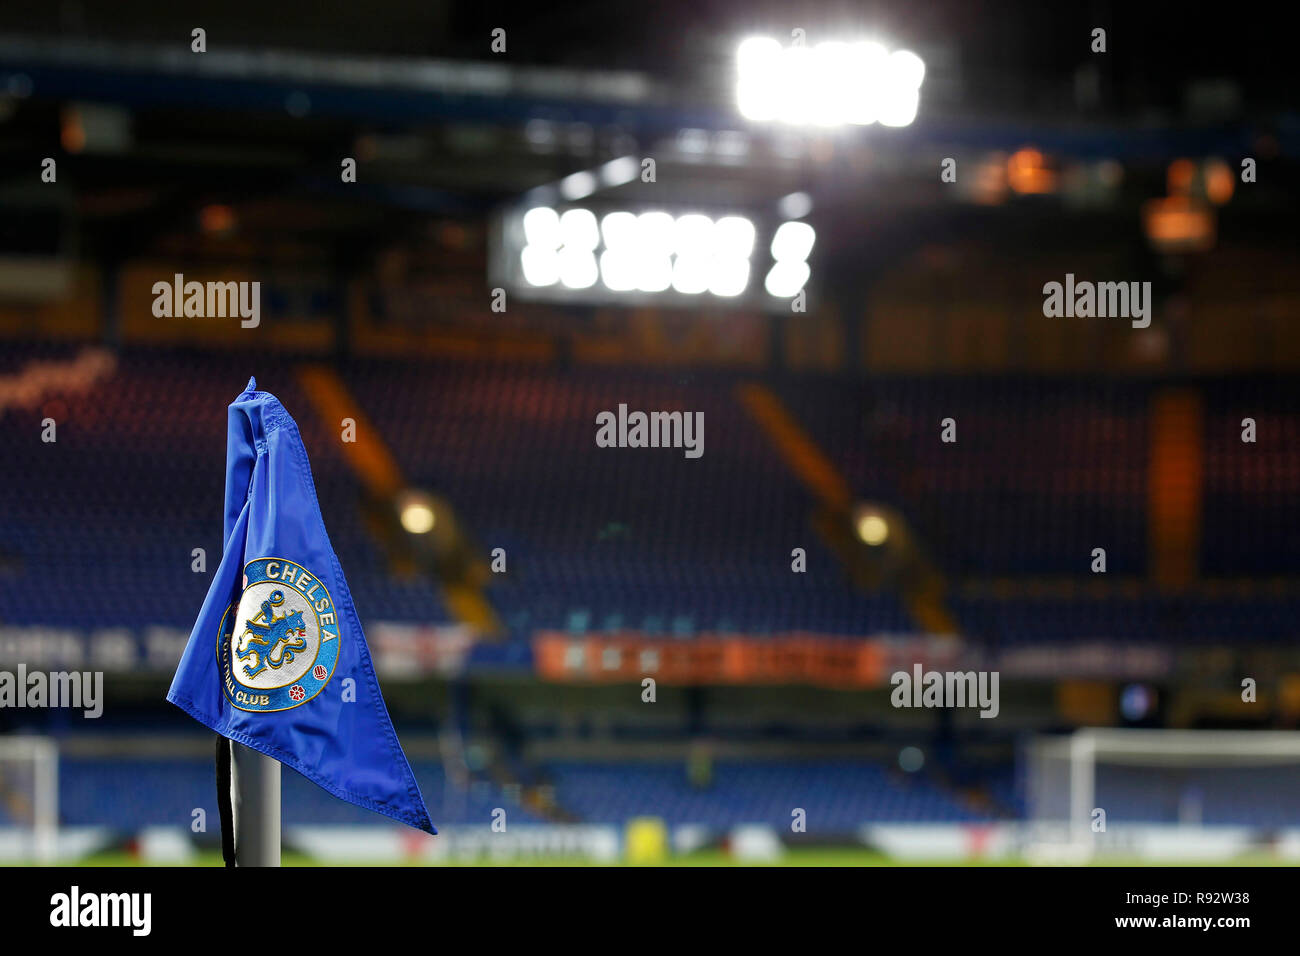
(217, 557, 340, 712)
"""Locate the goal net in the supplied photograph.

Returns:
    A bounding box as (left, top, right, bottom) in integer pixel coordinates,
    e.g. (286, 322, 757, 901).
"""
(0, 736, 59, 863)
(1025, 729, 1300, 862)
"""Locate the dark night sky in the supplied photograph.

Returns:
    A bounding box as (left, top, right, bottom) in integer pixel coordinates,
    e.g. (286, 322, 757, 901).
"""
(0, 1, 1294, 118)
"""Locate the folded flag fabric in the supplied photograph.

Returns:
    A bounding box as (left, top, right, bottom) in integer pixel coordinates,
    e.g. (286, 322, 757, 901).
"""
(168, 377, 435, 834)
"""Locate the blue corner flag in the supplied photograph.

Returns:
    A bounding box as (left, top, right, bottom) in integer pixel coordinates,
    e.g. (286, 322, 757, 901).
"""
(168, 377, 435, 834)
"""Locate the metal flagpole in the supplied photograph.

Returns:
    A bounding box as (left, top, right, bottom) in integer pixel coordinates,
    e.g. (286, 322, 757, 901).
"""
(230, 742, 281, 866)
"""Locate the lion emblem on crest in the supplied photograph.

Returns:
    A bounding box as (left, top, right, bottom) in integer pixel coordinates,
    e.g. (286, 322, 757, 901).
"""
(236, 589, 309, 679)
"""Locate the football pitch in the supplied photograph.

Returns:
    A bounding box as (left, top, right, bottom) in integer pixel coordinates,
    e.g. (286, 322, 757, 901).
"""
(45, 849, 1294, 867)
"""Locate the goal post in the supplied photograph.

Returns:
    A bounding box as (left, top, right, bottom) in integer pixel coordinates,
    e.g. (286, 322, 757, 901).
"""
(0, 736, 59, 864)
(1025, 728, 1300, 862)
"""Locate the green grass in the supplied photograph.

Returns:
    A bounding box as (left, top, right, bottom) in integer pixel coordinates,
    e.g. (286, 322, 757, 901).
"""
(14, 848, 1296, 867)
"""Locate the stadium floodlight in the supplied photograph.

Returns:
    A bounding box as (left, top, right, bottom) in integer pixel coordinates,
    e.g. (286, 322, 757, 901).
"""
(708, 258, 750, 297)
(714, 216, 756, 257)
(635, 211, 676, 252)
(558, 246, 599, 289)
(671, 214, 716, 294)
(635, 252, 674, 293)
(598, 249, 639, 292)
(736, 35, 924, 127)
(673, 214, 715, 256)
(735, 36, 783, 122)
(503, 205, 798, 306)
(559, 170, 598, 200)
(520, 207, 603, 288)
(520, 245, 561, 287)
(599, 210, 637, 247)
(888, 49, 926, 90)
(601, 209, 756, 297)
(671, 255, 711, 295)
(765, 221, 815, 297)
(777, 192, 813, 220)
(522, 206, 561, 249)
(879, 83, 920, 128)
(558, 208, 600, 250)
(599, 155, 640, 187)
(764, 261, 810, 298)
(770, 221, 815, 262)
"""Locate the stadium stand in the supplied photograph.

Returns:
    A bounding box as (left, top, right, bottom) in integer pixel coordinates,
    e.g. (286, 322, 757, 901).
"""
(2, 346, 1298, 647)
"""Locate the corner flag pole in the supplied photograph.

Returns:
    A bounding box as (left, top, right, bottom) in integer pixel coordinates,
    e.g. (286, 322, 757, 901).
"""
(230, 743, 281, 866)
